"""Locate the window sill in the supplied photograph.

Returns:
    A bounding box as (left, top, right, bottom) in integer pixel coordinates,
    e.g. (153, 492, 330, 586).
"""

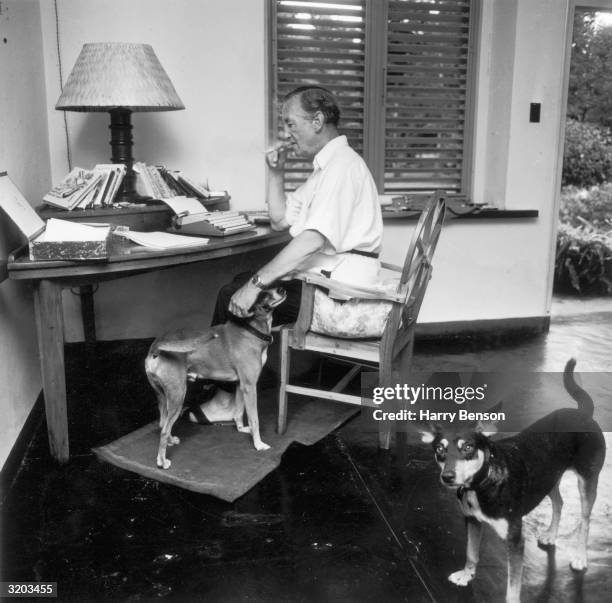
(382, 207, 539, 221)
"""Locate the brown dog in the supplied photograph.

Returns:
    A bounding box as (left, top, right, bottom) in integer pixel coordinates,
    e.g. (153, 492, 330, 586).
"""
(145, 287, 286, 469)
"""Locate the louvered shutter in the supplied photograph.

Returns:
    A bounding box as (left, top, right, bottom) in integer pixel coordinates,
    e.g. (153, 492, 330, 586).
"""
(271, 0, 474, 194)
(385, 0, 472, 193)
(272, 0, 367, 190)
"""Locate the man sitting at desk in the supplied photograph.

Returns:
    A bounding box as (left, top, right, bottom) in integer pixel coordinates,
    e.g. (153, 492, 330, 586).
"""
(187, 85, 383, 425)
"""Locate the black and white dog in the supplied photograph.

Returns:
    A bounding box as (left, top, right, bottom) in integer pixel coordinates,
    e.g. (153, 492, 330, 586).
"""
(420, 359, 605, 602)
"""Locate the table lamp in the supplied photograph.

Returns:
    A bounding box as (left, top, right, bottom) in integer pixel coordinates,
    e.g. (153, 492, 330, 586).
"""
(55, 42, 185, 203)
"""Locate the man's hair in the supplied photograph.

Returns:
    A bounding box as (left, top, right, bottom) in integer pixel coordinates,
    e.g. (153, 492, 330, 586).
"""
(283, 86, 340, 127)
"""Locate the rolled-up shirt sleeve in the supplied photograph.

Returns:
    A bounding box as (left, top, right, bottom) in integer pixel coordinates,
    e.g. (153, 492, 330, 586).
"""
(284, 189, 303, 226)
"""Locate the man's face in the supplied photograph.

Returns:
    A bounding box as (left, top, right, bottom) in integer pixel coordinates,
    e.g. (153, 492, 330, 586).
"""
(281, 96, 319, 157)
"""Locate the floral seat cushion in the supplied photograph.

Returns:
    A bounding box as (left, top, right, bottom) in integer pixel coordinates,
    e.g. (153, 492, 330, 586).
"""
(309, 287, 395, 339)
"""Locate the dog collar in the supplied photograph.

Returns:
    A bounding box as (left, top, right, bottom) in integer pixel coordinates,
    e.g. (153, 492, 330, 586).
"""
(469, 446, 492, 489)
(228, 316, 273, 343)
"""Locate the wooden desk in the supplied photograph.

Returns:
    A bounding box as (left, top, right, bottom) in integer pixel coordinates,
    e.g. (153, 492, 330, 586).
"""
(8, 227, 290, 463)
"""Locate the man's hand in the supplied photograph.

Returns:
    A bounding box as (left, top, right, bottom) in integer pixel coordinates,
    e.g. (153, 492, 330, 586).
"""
(265, 141, 294, 170)
(229, 280, 260, 318)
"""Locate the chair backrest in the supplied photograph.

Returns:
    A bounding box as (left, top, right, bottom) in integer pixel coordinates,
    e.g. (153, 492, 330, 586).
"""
(379, 191, 446, 371)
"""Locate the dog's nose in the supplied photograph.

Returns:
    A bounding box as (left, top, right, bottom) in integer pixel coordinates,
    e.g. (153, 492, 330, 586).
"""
(441, 470, 456, 484)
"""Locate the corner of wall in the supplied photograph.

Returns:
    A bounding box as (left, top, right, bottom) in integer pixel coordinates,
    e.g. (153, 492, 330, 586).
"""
(0, 0, 52, 470)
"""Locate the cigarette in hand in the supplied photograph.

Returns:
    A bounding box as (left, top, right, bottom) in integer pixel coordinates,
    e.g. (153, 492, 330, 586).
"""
(263, 142, 294, 154)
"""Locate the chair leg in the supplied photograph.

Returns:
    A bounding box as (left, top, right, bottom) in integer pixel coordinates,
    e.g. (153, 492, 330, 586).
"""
(378, 363, 395, 450)
(378, 424, 392, 450)
(277, 327, 291, 434)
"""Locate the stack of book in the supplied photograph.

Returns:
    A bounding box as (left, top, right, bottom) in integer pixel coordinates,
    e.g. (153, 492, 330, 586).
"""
(43, 165, 126, 210)
(171, 170, 214, 199)
(135, 163, 226, 202)
(135, 162, 174, 199)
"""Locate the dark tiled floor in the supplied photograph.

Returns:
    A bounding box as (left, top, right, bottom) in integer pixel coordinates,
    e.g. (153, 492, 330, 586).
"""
(1, 298, 611, 602)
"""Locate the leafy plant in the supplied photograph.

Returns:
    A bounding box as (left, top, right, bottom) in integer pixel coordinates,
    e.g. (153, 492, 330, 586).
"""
(562, 119, 612, 187)
(560, 184, 612, 229)
(555, 221, 612, 295)
(568, 10, 612, 128)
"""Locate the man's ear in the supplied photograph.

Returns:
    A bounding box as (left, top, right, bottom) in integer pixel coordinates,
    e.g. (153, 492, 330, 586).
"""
(311, 110, 324, 132)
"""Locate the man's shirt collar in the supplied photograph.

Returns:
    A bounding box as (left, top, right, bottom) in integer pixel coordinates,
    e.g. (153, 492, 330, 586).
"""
(313, 135, 348, 170)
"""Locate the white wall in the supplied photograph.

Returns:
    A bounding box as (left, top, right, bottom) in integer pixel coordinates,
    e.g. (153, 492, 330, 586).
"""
(39, 0, 271, 341)
(0, 0, 51, 468)
(42, 0, 267, 204)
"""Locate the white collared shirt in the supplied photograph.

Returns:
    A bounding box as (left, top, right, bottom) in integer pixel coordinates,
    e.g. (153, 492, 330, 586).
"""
(284, 135, 383, 279)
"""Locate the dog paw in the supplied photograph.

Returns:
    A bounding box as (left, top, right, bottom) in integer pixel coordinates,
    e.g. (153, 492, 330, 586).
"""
(570, 557, 588, 572)
(168, 436, 180, 446)
(157, 456, 171, 470)
(448, 568, 475, 586)
(255, 441, 271, 451)
(237, 426, 252, 434)
(537, 531, 557, 547)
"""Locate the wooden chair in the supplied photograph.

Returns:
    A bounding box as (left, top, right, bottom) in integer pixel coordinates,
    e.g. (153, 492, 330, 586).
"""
(277, 191, 446, 449)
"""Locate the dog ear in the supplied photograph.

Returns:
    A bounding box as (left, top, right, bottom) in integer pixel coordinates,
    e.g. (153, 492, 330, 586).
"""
(418, 422, 438, 444)
(420, 430, 435, 444)
(474, 401, 503, 437)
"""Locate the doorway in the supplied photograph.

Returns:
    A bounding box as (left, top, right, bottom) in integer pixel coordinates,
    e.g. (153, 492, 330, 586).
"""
(554, 6, 612, 310)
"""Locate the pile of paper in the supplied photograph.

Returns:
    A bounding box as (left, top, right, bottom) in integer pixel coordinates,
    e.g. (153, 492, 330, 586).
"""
(114, 229, 209, 250)
(35, 218, 111, 242)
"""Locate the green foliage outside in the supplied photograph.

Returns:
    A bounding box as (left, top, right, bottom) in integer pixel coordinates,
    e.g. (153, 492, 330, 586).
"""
(562, 120, 612, 187)
(556, 10, 612, 295)
(567, 10, 612, 126)
(559, 185, 612, 229)
(555, 187, 612, 295)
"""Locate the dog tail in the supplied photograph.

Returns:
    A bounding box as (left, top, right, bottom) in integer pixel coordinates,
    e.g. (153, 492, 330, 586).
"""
(563, 358, 594, 418)
(156, 342, 196, 355)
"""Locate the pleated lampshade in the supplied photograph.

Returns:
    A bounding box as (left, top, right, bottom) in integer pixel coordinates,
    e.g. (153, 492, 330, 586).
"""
(55, 43, 184, 203)
(56, 42, 184, 112)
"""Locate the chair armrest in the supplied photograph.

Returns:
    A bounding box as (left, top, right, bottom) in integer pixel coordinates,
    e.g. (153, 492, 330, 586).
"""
(295, 271, 406, 303)
(380, 261, 402, 272)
